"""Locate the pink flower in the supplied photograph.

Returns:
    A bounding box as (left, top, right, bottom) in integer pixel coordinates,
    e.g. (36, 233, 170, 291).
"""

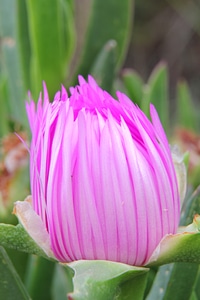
(25, 76, 181, 266)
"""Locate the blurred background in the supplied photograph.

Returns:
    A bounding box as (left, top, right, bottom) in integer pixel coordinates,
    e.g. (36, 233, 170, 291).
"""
(124, 0, 200, 106)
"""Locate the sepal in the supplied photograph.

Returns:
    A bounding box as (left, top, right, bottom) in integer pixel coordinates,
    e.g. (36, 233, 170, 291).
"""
(147, 214, 200, 266)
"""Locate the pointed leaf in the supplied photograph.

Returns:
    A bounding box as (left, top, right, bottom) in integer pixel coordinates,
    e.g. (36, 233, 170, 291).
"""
(0, 76, 10, 137)
(16, 0, 31, 90)
(25, 256, 55, 300)
(0, 0, 26, 124)
(90, 40, 117, 92)
(26, 0, 75, 98)
(161, 263, 198, 300)
(176, 79, 198, 130)
(146, 264, 174, 300)
(122, 69, 144, 106)
(147, 263, 199, 300)
(142, 62, 169, 132)
(0, 246, 30, 299)
(52, 264, 74, 300)
(194, 267, 200, 299)
(73, 0, 133, 80)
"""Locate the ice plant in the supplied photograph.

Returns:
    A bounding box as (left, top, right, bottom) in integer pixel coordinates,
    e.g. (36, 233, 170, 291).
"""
(22, 76, 183, 266)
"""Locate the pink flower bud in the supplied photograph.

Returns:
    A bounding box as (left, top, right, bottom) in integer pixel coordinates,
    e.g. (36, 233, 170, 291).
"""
(25, 76, 181, 266)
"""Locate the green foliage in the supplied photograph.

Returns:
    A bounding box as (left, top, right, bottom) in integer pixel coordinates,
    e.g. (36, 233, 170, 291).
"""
(146, 263, 199, 300)
(73, 0, 133, 82)
(176, 80, 198, 130)
(0, 246, 31, 299)
(144, 62, 169, 132)
(21, 0, 75, 99)
(25, 256, 55, 300)
(122, 69, 144, 106)
(52, 264, 74, 300)
(90, 40, 117, 93)
(0, 0, 26, 126)
(0, 77, 10, 136)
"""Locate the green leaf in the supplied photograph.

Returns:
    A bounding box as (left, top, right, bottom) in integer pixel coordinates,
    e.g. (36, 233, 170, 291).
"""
(52, 264, 74, 299)
(163, 263, 199, 300)
(73, 0, 133, 81)
(25, 256, 55, 300)
(6, 249, 29, 282)
(0, 0, 26, 124)
(122, 69, 144, 106)
(148, 231, 200, 267)
(0, 223, 50, 259)
(146, 263, 199, 300)
(90, 40, 117, 92)
(16, 0, 31, 90)
(190, 291, 198, 300)
(59, 0, 75, 68)
(142, 62, 169, 132)
(176, 79, 198, 130)
(146, 264, 174, 300)
(0, 76, 10, 137)
(0, 246, 31, 299)
(194, 266, 200, 299)
(67, 260, 148, 300)
(26, 0, 75, 98)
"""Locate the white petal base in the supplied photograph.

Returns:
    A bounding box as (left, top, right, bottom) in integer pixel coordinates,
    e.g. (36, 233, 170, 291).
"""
(13, 196, 55, 259)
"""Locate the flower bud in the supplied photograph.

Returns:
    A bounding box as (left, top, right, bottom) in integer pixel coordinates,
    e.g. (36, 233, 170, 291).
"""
(22, 76, 184, 266)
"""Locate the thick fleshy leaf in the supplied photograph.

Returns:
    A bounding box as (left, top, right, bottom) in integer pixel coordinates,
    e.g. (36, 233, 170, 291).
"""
(0, 0, 26, 124)
(67, 260, 148, 300)
(16, 0, 31, 90)
(147, 230, 200, 266)
(73, 0, 133, 80)
(90, 40, 117, 92)
(0, 76, 10, 137)
(0, 246, 30, 299)
(194, 267, 200, 299)
(142, 62, 169, 132)
(146, 264, 173, 300)
(25, 0, 75, 98)
(25, 256, 55, 300)
(122, 69, 144, 106)
(146, 263, 199, 300)
(52, 264, 74, 300)
(0, 223, 49, 259)
(176, 79, 198, 130)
